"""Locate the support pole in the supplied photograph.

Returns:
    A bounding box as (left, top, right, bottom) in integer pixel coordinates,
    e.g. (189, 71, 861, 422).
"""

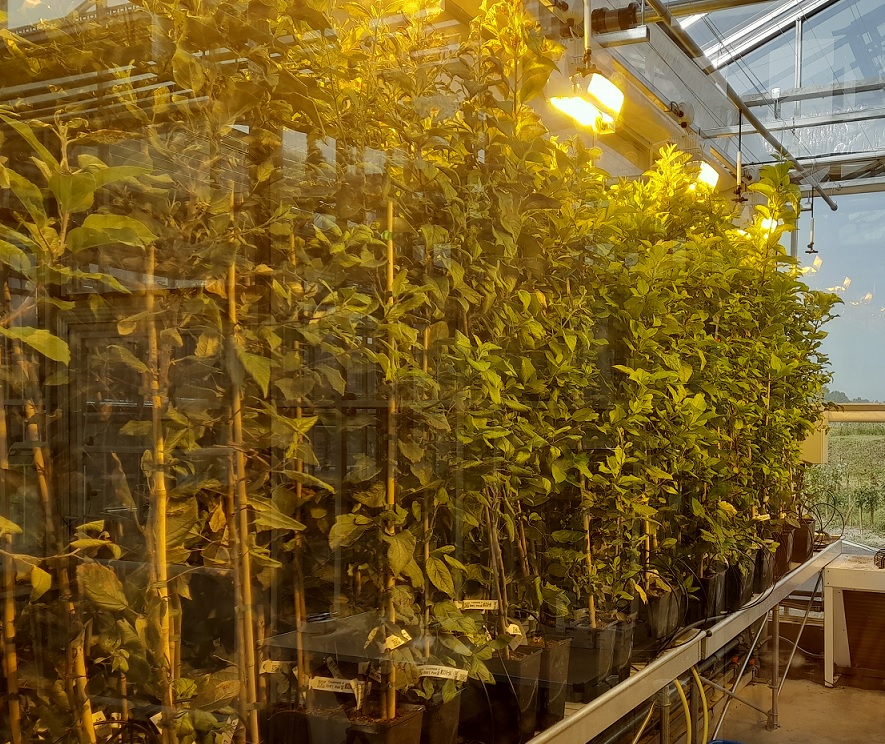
(659, 685, 671, 744)
(768, 605, 780, 731)
(711, 618, 766, 740)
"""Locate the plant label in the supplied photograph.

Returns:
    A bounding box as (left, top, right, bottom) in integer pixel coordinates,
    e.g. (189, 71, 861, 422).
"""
(309, 676, 365, 696)
(418, 665, 468, 682)
(149, 712, 164, 731)
(457, 599, 500, 611)
(260, 660, 289, 673)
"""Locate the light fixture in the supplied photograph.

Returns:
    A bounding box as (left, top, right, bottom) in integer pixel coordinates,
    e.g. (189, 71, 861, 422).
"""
(805, 194, 817, 254)
(550, 73, 623, 131)
(696, 161, 720, 189)
(547, 0, 625, 133)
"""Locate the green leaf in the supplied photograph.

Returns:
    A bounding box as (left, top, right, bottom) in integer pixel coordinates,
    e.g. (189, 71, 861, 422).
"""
(398, 439, 424, 464)
(329, 513, 372, 549)
(387, 530, 416, 576)
(0, 114, 58, 168)
(0, 327, 70, 364)
(251, 498, 306, 533)
(0, 516, 22, 537)
(29, 565, 51, 601)
(285, 470, 336, 493)
(108, 344, 148, 374)
(236, 349, 271, 397)
(77, 562, 129, 612)
(120, 420, 152, 437)
(426, 555, 455, 596)
(315, 363, 346, 396)
(48, 172, 97, 213)
(68, 213, 157, 252)
(172, 47, 207, 93)
(0, 239, 32, 273)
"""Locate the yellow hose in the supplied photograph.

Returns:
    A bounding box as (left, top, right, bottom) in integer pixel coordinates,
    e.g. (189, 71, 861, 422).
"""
(674, 678, 692, 744)
(630, 702, 656, 744)
(690, 666, 709, 744)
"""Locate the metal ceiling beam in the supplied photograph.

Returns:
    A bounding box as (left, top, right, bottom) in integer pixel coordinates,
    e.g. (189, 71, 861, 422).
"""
(700, 0, 838, 70)
(644, 0, 778, 22)
(644, 0, 838, 211)
(704, 105, 885, 137)
(799, 175, 885, 197)
(743, 78, 885, 107)
(746, 147, 885, 168)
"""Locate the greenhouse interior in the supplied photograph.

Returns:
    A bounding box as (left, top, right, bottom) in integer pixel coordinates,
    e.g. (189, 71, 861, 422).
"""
(3, 0, 885, 743)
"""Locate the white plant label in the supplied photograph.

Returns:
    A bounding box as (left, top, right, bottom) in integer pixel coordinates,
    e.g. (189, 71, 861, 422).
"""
(309, 677, 365, 696)
(92, 712, 107, 725)
(149, 712, 164, 731)
(260, 660, 289, 674)
(418, 665, 468, 682)
(506, 623, 523, 637)
(383, 629, 412, 651)
(458, 599, 500, 611)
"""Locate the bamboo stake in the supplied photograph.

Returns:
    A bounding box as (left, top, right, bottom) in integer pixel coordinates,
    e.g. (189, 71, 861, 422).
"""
(0, 342, 21, 744)
(222, 468, 248, 744)
(2, 523, 21, 744)
(145, 244, 179, 744)
(422, 326, 432, 658)
(384, 199, 397, 721)
(291, 233, 308, 709)
(227, 263, 261, 743)
(584, 513, 597, 629)
(485, 503, 510, 645)
(3, 284, 95, 744)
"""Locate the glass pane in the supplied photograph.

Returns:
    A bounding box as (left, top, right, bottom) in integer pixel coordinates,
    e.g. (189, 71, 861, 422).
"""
(797, 191, 885, 402)
(801, 0, 885, 88)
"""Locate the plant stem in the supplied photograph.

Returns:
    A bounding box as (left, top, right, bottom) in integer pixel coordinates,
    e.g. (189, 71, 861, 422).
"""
(227, 262, 261, 743)
(146, 244, 178, 744)
(384, 199, 397, 721)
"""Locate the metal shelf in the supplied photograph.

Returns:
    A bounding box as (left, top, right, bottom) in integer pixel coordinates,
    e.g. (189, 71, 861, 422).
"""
(527, 540, 844, 744)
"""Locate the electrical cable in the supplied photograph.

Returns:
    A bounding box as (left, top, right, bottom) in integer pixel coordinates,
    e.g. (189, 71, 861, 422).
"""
(629, 701, 656, 744)
(689, 665, 709, 744)
(673, 677, 692, 744)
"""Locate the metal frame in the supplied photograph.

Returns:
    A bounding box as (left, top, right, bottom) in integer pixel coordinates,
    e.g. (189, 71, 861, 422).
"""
(526, 540, 843, 744)
(703, 106, 885, 137)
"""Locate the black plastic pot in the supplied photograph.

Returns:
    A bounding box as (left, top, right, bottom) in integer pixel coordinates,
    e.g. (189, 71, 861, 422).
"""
(686, 568, 726, 624)
(420, 691, 461, 744)
(461, 646, 542, 744)
(754, 546, 775, 594)
(534, 637, 571, 730)
(562, 622, 616, 702)
(645, 589, 684, 640)
(774, 527, 795, 579)
(725, 555, 756, 612)
(791, 518, 814, 563)
(611, 617, 636, 680)
(266, 704, 425, 744)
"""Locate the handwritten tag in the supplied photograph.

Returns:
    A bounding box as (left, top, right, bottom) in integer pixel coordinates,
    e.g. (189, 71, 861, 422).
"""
(506, 623, 522, 636)
(309, 677, 365, 696)
(418, 665, 468, 682)
(383, 628, 412, 651)
(457, 599, 500, 612)
(260, 660, 290, 674)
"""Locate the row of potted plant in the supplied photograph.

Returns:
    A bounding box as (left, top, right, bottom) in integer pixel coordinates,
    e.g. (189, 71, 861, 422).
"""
(0, 1, 835, 743)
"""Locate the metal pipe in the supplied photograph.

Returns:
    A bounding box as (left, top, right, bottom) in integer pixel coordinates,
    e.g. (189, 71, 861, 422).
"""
(659, 685, 671, 744)
(700, 676, 770, 716)
(768, 604, 780, 731)
(711, 619, 766, 740)
(644, 0, 777, 20)
(779, 573, 823, 695)
(643, 0, 838, 211)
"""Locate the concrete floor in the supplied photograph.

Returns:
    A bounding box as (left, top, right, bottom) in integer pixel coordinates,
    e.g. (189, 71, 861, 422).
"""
(716, 676, 885, 744)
